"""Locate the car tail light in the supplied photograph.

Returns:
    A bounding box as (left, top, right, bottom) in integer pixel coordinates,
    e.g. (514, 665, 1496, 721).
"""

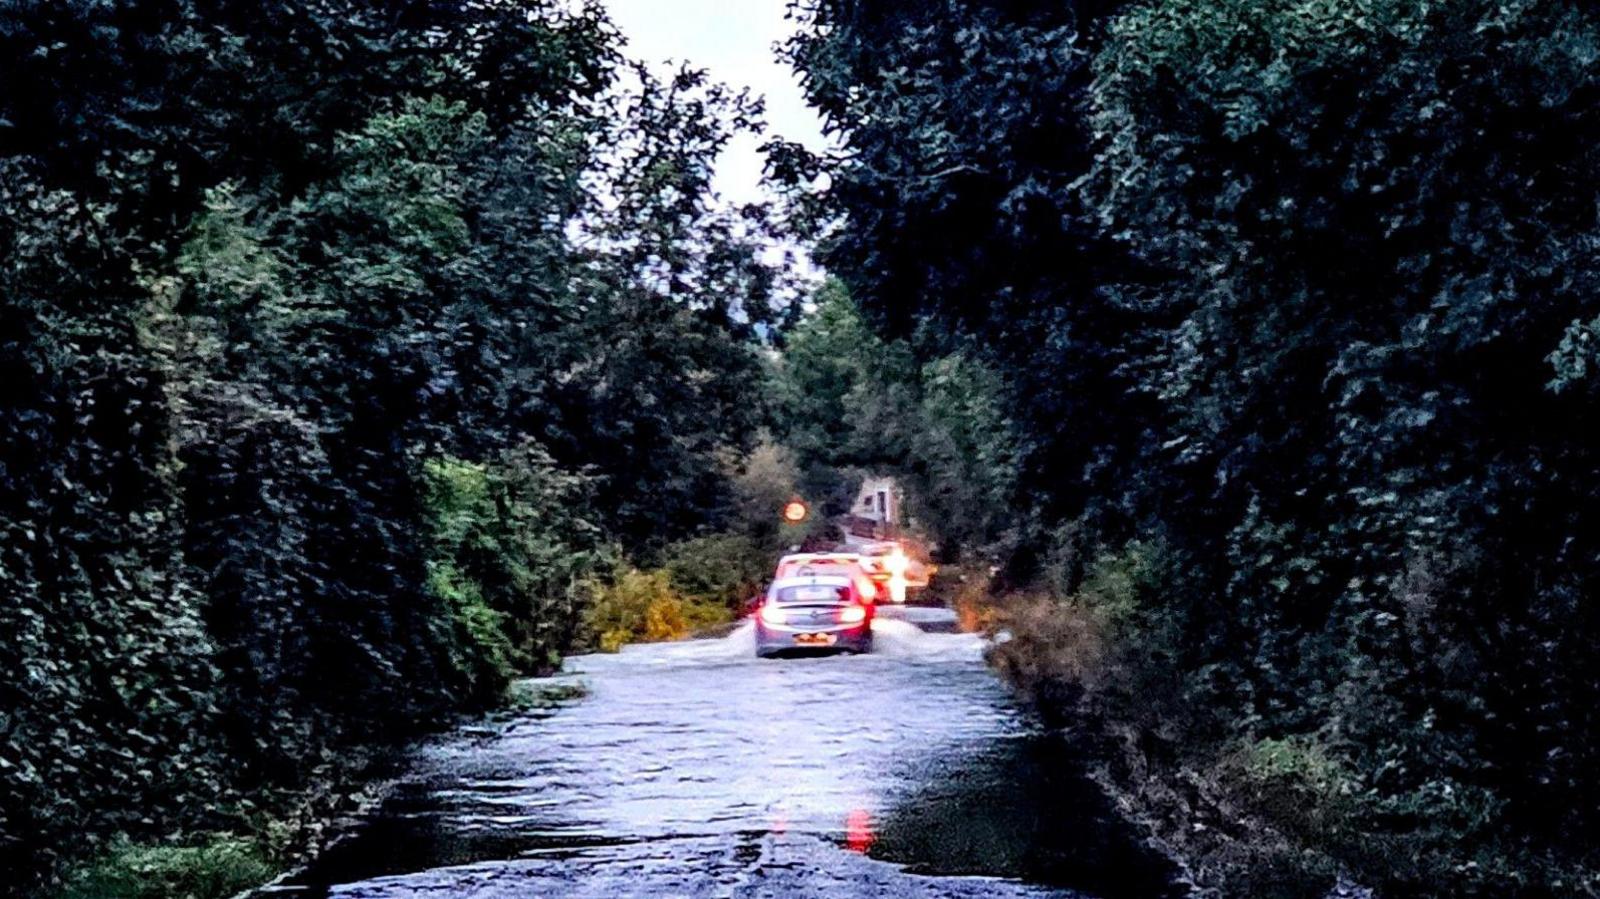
(759, 604, 788, 625)
(838, 605, 867, 624)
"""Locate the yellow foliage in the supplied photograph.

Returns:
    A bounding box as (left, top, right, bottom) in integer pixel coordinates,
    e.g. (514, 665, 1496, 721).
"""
(585, 567, 731, 652)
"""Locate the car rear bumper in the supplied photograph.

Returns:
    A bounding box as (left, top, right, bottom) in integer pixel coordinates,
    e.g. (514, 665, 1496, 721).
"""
(755, 621, 873, 656)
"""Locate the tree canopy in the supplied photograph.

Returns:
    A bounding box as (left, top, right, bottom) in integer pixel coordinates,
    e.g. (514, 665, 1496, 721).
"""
(787, 0, 1600, 894)
(1, 0, 786, 886)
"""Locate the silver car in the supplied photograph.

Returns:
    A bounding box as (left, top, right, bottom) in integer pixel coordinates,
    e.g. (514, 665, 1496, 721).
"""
(754, 574, 874, 658)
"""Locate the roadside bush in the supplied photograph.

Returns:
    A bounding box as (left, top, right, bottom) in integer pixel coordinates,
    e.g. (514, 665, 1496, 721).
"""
(990, 542, 1197, 729)
(986, 594, 1111, 722)
(1229, 737, 1360, 849)
(56, 835, 275, 899)
(660, 533, 770, 613)
(424, 557, 518, 705)
(725, 439, 821, 551)
(423, 443, 608, 685)
(929, 565, 996, 632)
(585, 568, 733, 652)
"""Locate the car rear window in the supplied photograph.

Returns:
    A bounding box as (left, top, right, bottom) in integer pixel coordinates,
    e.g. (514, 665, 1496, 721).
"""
(773, 584, 850, 604)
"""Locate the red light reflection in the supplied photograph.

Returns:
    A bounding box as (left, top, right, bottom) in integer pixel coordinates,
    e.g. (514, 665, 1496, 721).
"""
(844, 808, 876, 853)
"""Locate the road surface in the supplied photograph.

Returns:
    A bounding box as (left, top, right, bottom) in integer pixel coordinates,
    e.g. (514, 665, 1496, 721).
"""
(272, 620, 1177, 898)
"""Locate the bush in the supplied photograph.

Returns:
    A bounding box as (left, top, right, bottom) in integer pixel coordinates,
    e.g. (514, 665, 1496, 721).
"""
(56, 836, 276, 899)
(928, 565, 996, 632)
(424, 557, 518, 704)
(584, 568, 733, 652)
(985, 593, 1111, 722)
(659, 533, 770, 613)
(422, 443, 609, 687)
(1240, 737, 1350, 797)
(989, 542, 1195, 727)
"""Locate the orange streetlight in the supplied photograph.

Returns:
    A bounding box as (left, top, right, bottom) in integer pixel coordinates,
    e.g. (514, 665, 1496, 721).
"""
(782, 500, 808, 523)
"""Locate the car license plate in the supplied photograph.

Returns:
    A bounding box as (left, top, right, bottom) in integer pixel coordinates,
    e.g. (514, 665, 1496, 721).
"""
(795, 633, 836, 646)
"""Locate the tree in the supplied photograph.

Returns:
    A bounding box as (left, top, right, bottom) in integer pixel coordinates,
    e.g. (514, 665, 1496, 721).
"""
(773, 280, 1021, 562)
(906, 351, 1021, 563)
(530, 64, 787, 552)
(781, 0, 1152, 560)
(1083, 0, 1600, 889)
(1, 1, 788, 885)
(788, 0, 1600, 892)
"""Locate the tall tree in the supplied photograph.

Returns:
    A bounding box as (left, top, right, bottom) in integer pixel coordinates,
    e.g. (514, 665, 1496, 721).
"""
(788, 0, 1600, 892)
(1, 1, 786, 885)
(1084, 0, 1600, 887)
(780, 0, 1150, 556)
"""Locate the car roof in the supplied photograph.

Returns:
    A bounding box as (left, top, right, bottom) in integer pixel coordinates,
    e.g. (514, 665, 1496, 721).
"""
(778, 552, 861, 563)
(772, 574, 850, 588)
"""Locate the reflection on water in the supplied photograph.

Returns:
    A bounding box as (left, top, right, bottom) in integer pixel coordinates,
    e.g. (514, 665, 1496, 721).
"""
(870, 738, 1181, 898)
(278, 622, 1179, 898)
(844, 808, 876, 854)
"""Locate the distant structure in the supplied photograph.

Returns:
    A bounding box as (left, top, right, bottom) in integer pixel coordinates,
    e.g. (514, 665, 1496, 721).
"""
(841, 475, 900, 545)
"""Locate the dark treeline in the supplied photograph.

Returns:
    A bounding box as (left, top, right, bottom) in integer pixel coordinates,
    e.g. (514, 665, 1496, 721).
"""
(784, 0, 1600, 896)
(1, 1, 788, 889)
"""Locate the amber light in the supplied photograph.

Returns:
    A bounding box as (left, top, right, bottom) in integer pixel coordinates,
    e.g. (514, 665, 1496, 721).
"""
(782, 500, 808, 523)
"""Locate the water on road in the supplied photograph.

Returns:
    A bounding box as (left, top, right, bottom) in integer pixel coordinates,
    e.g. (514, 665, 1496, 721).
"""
(282, 620, 1178, 898)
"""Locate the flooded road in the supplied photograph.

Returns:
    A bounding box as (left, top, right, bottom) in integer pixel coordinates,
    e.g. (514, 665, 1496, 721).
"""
(283, 620, 1177, 898)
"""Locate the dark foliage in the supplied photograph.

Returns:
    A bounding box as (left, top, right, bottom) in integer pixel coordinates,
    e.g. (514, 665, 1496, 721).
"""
(779, 0, 1154, 549)
(1, 1, 782, 888)
(788, 0, 1600, 893)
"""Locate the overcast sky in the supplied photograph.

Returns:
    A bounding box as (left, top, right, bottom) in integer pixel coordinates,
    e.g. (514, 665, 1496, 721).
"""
(602, 0, 832, 208)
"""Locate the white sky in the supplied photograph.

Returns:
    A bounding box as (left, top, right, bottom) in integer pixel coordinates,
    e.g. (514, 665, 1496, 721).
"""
(602, 0, 832, 208)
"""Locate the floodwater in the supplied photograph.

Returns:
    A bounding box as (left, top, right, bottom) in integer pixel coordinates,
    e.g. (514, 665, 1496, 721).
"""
(275, 619, 1179, 898)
